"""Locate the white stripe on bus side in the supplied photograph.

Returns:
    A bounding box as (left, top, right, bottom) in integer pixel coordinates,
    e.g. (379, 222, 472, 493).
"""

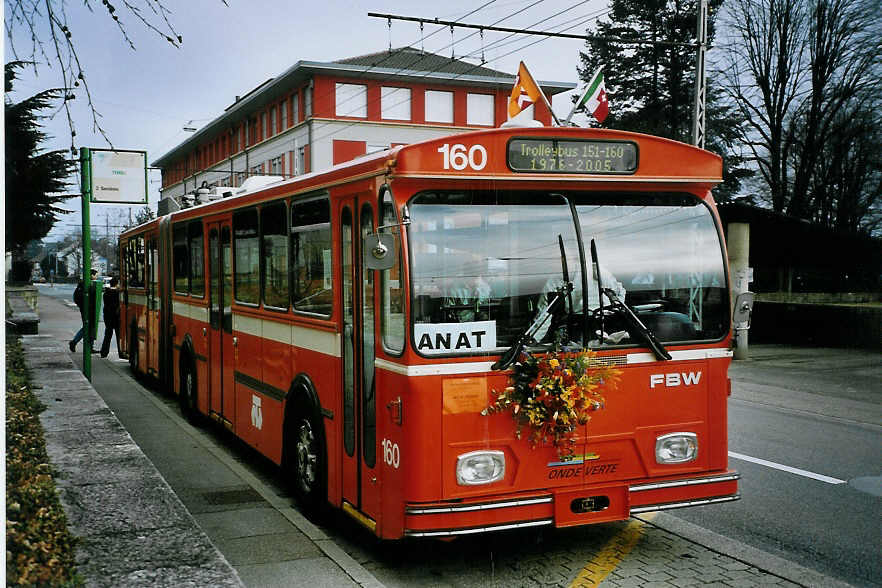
(233, 314, 341, 357)
(172, 300, 209, 323)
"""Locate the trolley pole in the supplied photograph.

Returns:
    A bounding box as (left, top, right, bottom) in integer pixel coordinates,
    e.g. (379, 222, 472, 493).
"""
(691, 0, 708, 148)
(80, 147, 93, 381)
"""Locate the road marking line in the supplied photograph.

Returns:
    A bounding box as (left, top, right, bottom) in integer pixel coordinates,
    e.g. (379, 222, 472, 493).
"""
(568, 513, 656, 587)
(728, 451, 846, 484)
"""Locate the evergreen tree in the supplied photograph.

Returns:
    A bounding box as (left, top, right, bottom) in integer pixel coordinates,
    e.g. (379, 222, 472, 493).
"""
(5, 61, 75, 254)
(577, 0, 751, 199)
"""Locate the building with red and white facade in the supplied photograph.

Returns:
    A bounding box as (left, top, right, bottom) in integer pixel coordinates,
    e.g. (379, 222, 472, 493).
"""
(153, 47, 574, 212)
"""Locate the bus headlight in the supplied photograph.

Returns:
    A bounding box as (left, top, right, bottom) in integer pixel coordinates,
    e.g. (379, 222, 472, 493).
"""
(655, 433, 698, 464)
(456, 451, 505, 485)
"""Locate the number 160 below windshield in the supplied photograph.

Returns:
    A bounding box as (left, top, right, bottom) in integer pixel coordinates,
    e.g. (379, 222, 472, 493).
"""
(408, 190, 728, 357)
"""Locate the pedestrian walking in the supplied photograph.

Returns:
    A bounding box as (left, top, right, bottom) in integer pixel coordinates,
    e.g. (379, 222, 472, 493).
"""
(69, 269, 98, 353)
(100, 276, 121, 358)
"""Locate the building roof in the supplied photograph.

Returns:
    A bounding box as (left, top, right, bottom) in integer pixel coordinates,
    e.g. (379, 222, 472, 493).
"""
(335, 46, 513, 78)
(152, 47, 575, 167)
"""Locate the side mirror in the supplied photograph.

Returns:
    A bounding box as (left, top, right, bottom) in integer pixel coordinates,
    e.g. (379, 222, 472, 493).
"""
(363, 233, 396, 271)
(733, 291, 755, 329)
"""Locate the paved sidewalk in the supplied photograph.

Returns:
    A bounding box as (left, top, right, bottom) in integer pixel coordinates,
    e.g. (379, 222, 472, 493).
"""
(22, 334, 243, 587)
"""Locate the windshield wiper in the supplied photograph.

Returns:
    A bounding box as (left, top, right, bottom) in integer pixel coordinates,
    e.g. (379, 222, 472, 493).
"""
(601, 287, 672, 361)
(590, 238, 670, 361)
(492, 235, 573, 371)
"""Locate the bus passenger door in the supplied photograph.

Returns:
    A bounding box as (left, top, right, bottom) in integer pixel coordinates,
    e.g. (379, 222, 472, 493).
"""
(146, 234, 160, 376)
(340, 199, 382, 525)
(208, 221, 235, 428)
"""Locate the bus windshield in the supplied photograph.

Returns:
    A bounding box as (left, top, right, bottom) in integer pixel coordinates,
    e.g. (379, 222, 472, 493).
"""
(409, 190, 728, 356)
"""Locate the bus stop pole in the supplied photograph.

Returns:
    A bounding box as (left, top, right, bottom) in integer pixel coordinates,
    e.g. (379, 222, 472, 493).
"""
(81, 147, 92, 381)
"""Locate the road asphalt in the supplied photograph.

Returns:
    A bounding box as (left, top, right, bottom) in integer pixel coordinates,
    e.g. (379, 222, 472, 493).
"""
(16, 287, 867, 587)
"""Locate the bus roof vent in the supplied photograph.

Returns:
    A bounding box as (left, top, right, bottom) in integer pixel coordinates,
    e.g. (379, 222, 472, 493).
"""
(235, 176, 285, 195)
(208, 186, 233, 201)
(500, 118, 545, 129)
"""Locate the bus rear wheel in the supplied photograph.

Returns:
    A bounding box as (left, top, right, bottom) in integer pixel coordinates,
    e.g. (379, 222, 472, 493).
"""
(179, 360, 199, 423)
(287, 397, 326, 511)
(129, 328, 139, 375)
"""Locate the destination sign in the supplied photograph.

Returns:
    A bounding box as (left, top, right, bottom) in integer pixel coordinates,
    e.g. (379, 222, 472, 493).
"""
(507, 138, 638, 174)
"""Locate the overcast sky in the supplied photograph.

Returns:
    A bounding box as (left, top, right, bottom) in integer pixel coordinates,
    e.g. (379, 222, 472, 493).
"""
(6, 0, 609, 241)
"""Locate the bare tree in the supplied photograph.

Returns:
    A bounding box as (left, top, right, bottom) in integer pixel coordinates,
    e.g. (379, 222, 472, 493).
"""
(718, 0, 882, 232)
(4, 0, 226, 152)
(717, 0, 808, 213)
(787, 0, 882, 221)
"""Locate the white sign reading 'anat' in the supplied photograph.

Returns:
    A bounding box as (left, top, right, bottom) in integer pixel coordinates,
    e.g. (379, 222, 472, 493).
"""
(90, 149, 147, 204)
(414, 321, 497, 355)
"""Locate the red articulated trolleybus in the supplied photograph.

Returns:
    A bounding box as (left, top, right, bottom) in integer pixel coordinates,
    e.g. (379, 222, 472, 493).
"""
(119, 126, 740, 539)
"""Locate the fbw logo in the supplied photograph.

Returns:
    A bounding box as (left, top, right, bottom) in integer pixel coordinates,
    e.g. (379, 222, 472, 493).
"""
(650, 371, 702, 389)
(251, 395, 263, 430)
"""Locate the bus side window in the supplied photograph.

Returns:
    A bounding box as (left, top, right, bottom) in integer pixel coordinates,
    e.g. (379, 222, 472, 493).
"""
(233, 209, 260, 305)
(380, 189, 404, 353)
(291, 198, 332, 317)
(189, 222, 204, 297)
(261, 202, 289, 309)
(173, 223, 188, 294)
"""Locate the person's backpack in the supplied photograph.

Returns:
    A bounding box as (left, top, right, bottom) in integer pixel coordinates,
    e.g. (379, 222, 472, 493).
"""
(73, 283, 83, 308)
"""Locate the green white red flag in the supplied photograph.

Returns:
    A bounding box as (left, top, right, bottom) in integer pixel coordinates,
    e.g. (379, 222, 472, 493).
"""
(567, 68, 609, 124)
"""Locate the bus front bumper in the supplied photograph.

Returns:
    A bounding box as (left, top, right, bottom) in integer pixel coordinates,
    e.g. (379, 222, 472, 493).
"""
(402, 471, 740, 538)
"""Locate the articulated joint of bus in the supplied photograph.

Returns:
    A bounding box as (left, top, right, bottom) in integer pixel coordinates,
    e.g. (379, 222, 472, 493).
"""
(402, 471, 740, 538)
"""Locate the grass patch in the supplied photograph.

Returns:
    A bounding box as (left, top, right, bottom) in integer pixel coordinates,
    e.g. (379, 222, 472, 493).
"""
(6, 334, 82, 586)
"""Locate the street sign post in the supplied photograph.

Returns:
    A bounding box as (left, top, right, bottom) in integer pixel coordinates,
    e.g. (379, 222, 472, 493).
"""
(79, 147, 148, 380)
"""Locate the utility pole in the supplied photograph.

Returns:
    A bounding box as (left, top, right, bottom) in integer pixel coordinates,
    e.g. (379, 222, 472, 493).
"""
(691, 0, 708, 148)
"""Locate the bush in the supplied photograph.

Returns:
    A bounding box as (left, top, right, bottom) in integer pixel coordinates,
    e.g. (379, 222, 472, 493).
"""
(6, 335, 82, 586)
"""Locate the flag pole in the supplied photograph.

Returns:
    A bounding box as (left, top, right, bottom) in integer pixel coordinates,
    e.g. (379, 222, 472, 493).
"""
(540, 91, 563, 127)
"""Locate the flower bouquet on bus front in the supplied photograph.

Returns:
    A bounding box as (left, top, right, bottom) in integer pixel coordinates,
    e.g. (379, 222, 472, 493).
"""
(482, 349, 620, 460)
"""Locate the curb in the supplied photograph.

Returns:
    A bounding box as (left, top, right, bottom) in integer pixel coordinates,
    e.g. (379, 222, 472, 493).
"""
(638, 512, 857, 588)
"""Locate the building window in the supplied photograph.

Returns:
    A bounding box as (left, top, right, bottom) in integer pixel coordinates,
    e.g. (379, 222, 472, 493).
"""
(336, 83, 367, 118)
(297, 146, 305, 176)
(281, 99, 288, 129)
(261, 202, 288, 309)
(467, 93, 494, 126)
(270, 156, 282, 175)
(305, 86, 312, 118)
(291, 198, 332, 316)
(248, 118, 256, 146)
(261, 113, 267, 141)
(381, 87, 411, 120)
(270, 107, 277, 136)
(292, 92, 299, 123)
(233, 208, 259, 304)
(425, 90, 454, 123)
